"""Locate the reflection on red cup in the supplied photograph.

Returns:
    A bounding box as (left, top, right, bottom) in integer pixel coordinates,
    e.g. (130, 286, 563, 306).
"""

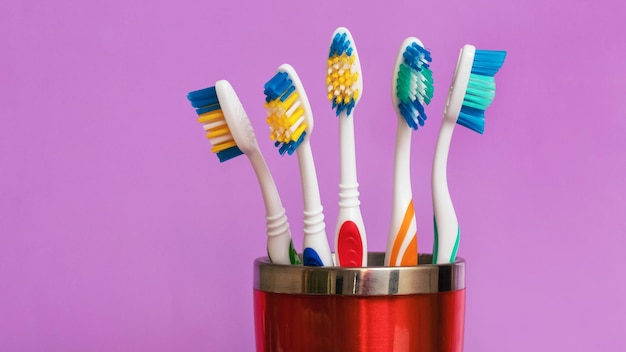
(254, 253, 465, 352)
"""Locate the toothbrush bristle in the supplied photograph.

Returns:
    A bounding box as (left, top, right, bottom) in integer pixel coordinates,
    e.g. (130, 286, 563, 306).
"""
(326, 31, 359, 116)
(396, 42, 433, 130)
(457, 49, 507, 134)
(263, 71, 309, 156)
(187, 86, 243, 162)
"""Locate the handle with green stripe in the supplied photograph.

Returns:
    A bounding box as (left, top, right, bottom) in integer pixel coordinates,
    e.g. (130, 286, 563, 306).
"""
(431, 117, 460, 264)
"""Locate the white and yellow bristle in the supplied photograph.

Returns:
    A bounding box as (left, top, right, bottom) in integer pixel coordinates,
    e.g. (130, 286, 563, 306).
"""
(263, 70, 309, 155)
(327, 28, 361, 116)
(187, 86, 243, 162)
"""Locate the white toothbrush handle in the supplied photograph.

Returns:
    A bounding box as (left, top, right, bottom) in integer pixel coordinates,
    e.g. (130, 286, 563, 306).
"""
(432, 119, 460, 264)
(385, 121, 418, 266)
(296, 139, 333, 266)
(248, 151, 300, 265)
(335, 113, 367, 267)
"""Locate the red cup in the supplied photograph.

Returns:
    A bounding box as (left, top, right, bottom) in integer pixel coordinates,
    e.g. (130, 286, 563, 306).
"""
(254, 253, 465, 351)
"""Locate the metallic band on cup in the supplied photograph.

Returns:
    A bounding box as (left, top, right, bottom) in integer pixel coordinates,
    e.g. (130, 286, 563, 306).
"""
(254, 252, 465, 296)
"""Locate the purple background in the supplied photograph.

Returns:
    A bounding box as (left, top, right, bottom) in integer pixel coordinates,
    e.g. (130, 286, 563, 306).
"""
(1, 0, 624, 350)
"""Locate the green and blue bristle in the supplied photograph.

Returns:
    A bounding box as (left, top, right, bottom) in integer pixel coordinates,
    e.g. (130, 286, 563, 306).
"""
(187, 86, 244, 162)
(264, 72, 307, 156)
(457, 50, 507, 134)
(326, 32, 360, 116)
(396, 42, 434, 130)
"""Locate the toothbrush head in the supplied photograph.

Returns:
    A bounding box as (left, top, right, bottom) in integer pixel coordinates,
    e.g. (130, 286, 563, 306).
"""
(187, 80, 259, 161)
(326, 27, 362, 117)
(444, 45, 506, 133)
(392, 37, 434, 130)
(263, 64, 314, 156)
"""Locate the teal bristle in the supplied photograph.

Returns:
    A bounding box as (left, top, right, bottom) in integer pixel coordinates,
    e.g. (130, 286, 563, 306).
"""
(396, 42, 434, 130)
(186, 86, 244, 162)
(457, 49, 507, 134)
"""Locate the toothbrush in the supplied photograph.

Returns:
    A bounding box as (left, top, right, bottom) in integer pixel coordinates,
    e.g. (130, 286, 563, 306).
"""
(432, 45, 506, 264)
(326, 27, 367, 267)
(385, 37, 434, 267)
(186, 80, 301, 265)
(263, 64, 334, 267)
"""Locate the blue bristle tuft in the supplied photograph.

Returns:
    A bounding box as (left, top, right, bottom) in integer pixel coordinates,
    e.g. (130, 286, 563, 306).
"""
(398, 100, 427, 129)
(332, 101, 355, 117)
(403, 43, 432, 72)
(276, 131, 306, 156)
(187, 86, 217, 107)
(264, 72, 292, 102)
(187, 86, 221, 115)
(457, 105, 486, 134)
(329, 32, 352, 57)
(471, 50, 507, 77)
(216, 146, 244, 162)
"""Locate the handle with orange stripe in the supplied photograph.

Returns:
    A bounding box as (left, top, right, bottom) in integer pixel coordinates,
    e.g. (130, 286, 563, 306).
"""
(386, 200, 418, 266)
(385, 37, 432, 266)
(385, 121, 419, 266)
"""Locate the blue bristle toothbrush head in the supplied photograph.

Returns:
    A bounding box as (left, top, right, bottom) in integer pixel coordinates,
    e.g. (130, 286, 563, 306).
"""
(456, 48, 507, 134)
(326, 27, 362, 117)
(394, 38, 434, 130)
(187, 86, 244, 162)
(264, 65, 311, 156)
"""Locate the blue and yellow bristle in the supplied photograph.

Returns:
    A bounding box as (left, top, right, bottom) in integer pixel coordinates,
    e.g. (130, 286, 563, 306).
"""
(396, 42, 434, 130)
(457, 50, 507, 134)
(263, 72, 308, 156)
(187, 86, 243, 162)
(326, 32, 360, 116)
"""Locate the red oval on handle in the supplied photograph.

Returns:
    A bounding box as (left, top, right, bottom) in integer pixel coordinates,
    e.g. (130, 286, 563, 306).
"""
(337, 221, 363, 267)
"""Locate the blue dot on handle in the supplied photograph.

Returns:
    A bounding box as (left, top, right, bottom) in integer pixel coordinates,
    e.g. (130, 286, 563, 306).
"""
(303, 248, 324, 266)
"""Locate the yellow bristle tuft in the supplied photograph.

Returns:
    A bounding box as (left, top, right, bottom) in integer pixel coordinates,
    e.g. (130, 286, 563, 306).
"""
(210, 140, 237, 153)
(286, 108, 304, 126)
(197, 110, 223, 123)
(283, 91, 298, 109)
(206, 126, 230, 138)
(291, 123, 307, 142)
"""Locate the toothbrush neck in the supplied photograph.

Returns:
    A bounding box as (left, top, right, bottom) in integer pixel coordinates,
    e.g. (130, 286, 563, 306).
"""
(247, 151, 285, 218)
(296, 139, 326, 237)
(393, 121, 413, 195)
(338, 113, 361, 209)
(432, 119, 455, 187)
(339, 113, 358, 188)
(296, 139, 323, 212)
